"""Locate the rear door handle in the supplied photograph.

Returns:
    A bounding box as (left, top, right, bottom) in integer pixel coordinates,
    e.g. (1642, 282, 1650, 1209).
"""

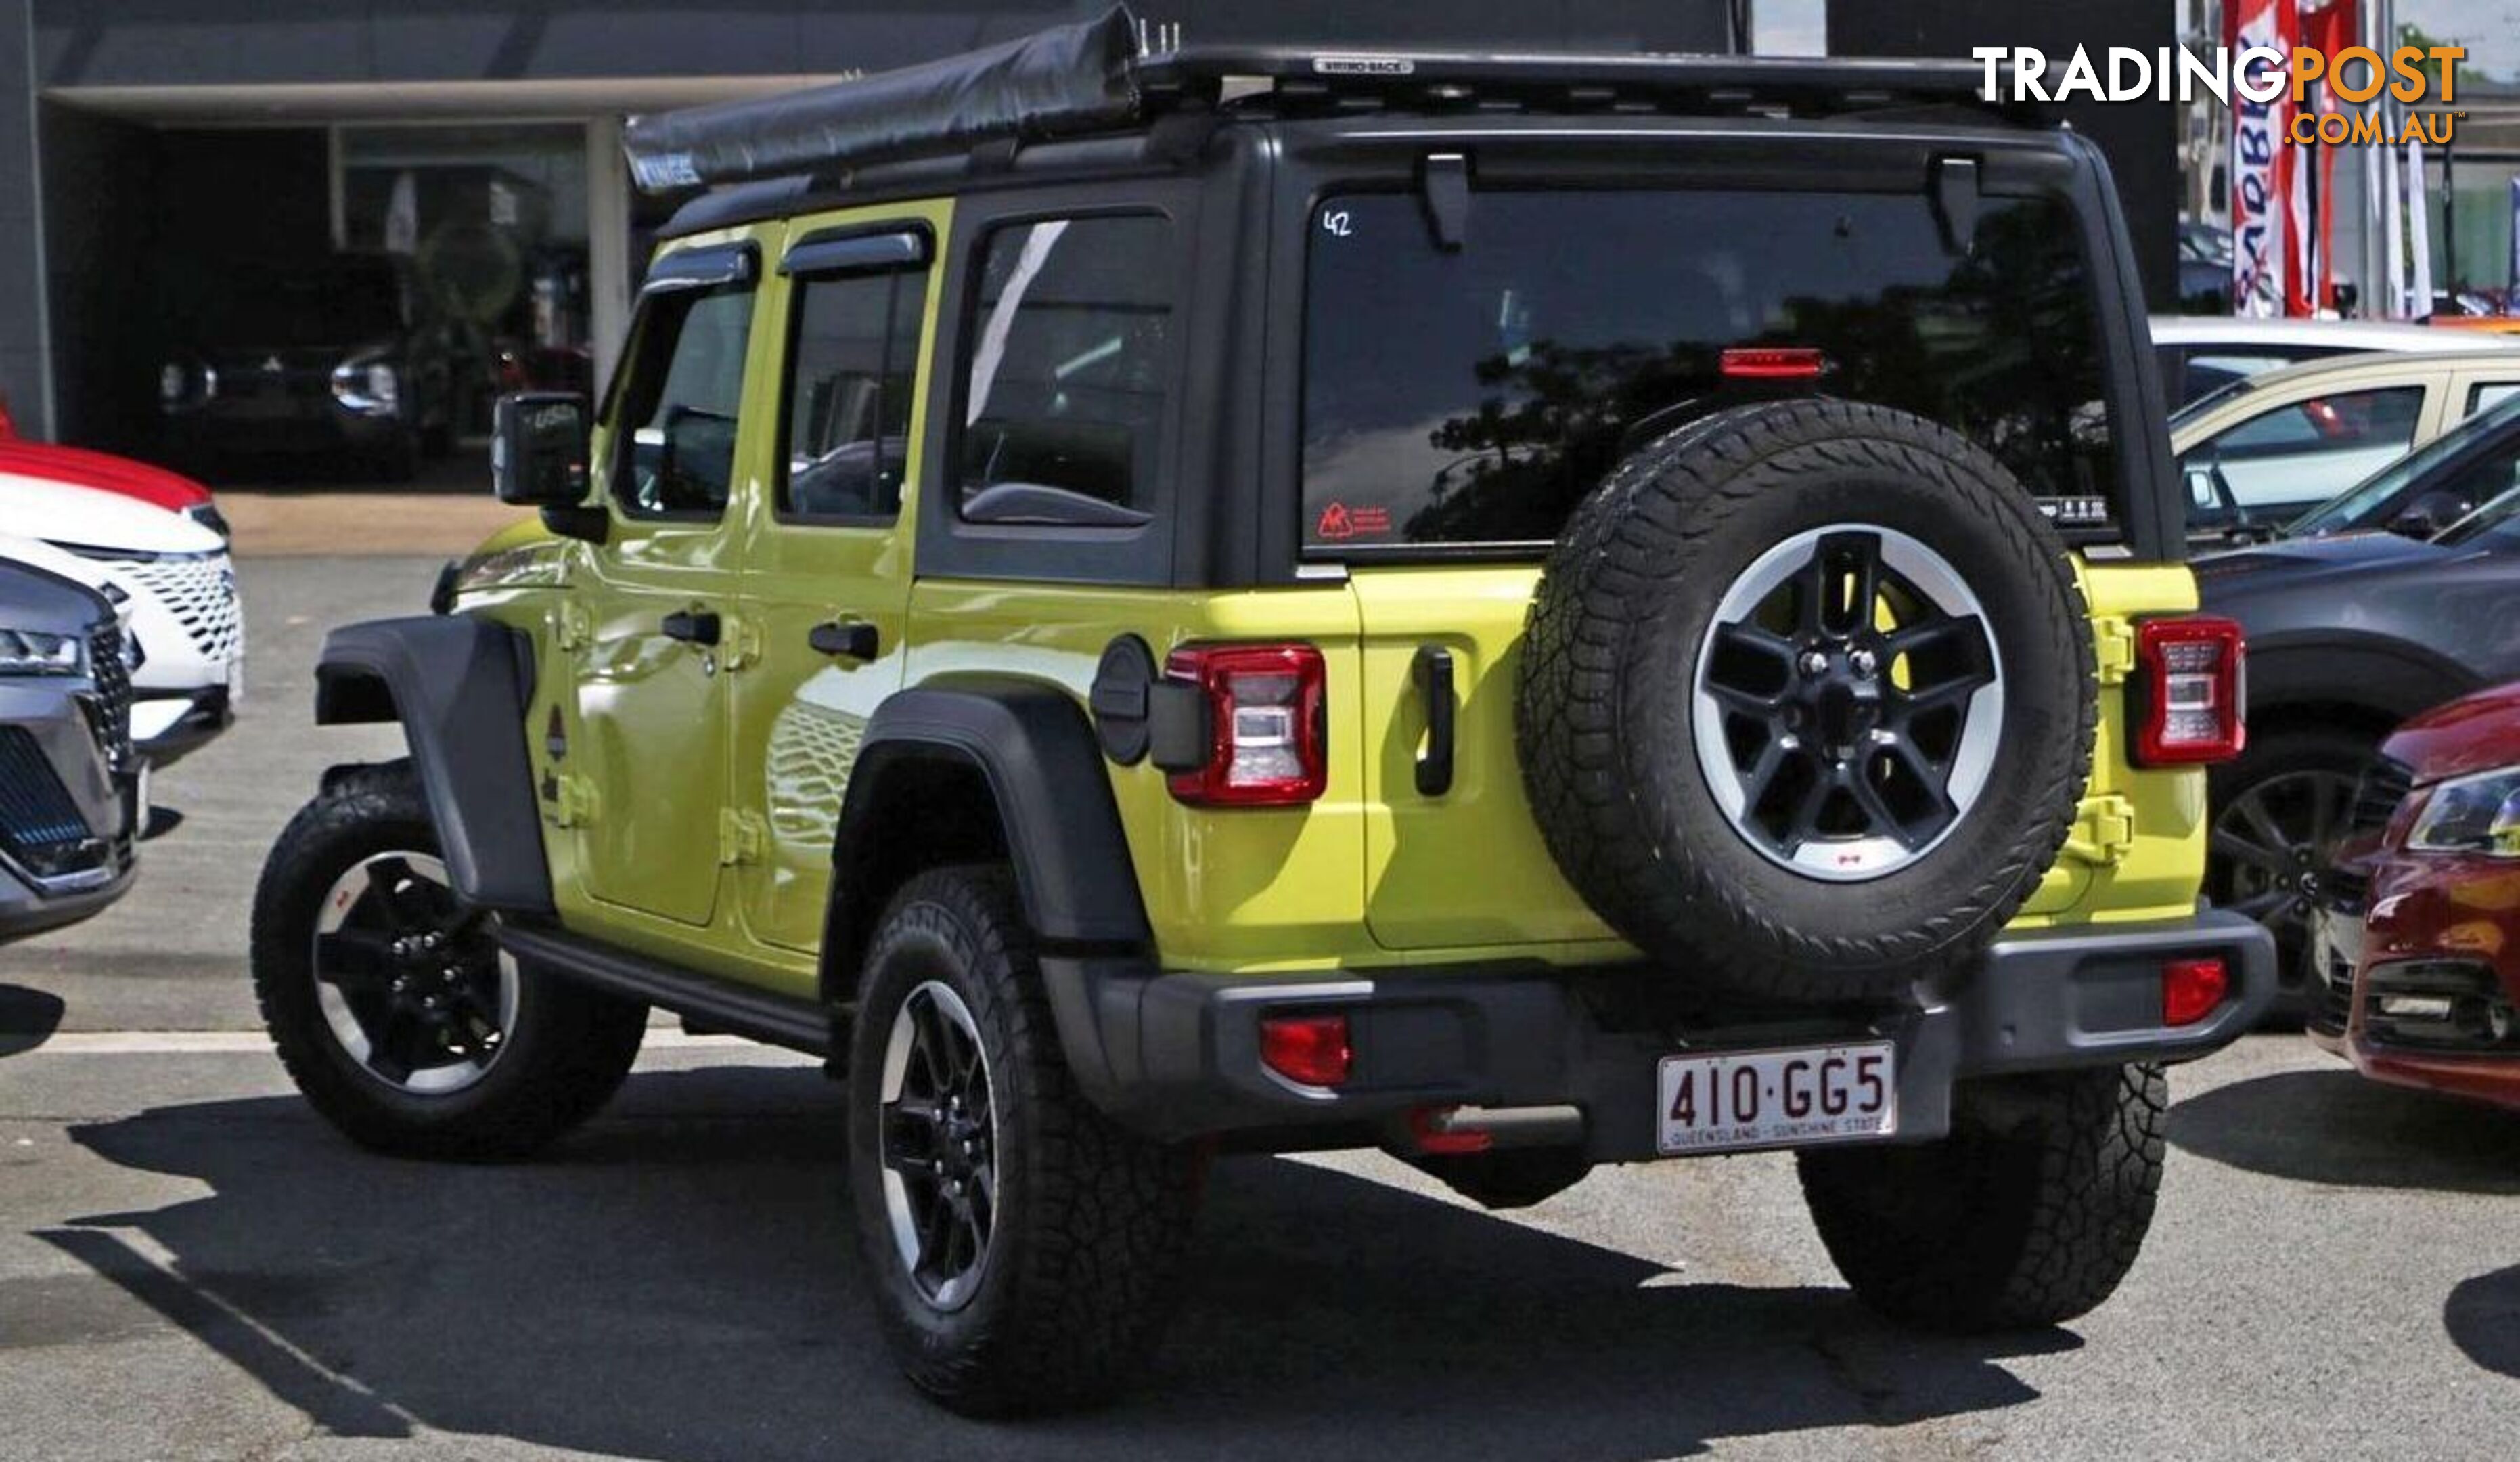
(1412, 644, 1456, 797)
(809, 619, 880, 661)
(661, 608, 721, 646)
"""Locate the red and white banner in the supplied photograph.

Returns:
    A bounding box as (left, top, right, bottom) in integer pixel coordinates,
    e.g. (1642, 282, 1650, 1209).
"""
(2227, 0, 2298, 316)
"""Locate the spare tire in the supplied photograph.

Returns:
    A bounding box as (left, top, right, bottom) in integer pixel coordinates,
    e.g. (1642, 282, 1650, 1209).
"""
(1517, 399, 2095, 1002)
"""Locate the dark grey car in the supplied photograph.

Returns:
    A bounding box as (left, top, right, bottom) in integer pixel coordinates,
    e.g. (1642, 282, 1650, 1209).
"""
(2197, 499, 2520, 999)
(0, 560, 140, 942)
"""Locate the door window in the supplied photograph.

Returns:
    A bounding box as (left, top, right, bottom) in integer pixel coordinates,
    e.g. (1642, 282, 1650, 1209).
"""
(2182, 384, 2425, 510)
(780, 267, 926, 520)
(611, 282, 758, 520)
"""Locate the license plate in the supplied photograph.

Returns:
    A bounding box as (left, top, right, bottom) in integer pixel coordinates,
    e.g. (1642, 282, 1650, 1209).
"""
(1656, 1041, 1897, 1155)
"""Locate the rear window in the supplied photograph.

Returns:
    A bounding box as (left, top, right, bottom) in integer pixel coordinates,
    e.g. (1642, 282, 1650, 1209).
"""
(1301, 188, 2118, 552)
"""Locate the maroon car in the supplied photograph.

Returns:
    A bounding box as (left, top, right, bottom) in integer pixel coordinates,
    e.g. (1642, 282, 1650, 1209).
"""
(2312, 682, 2520, 1107)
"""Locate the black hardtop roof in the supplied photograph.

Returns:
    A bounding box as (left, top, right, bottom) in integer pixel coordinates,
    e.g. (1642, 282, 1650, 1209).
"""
(629, 3, 2046, 210)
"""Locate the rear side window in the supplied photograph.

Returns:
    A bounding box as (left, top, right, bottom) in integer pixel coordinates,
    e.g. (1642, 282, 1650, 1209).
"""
(958, 215, 1172, 529)
(1301, 189, 2117, 552)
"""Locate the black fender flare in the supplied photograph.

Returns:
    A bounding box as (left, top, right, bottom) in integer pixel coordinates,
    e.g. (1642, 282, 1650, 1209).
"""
(824, 677, 1150, 988)
(313, 616, 554, 914)
(2243, 632, 2481, 729)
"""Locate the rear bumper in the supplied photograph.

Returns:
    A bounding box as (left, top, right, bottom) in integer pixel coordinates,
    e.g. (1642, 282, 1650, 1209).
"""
(1045, 909, 2275, 1155)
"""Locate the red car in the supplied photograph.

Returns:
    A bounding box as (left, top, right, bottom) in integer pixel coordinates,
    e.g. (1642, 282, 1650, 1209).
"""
(2312, 682, 2520, 1107)
(0, 391, 227, 537)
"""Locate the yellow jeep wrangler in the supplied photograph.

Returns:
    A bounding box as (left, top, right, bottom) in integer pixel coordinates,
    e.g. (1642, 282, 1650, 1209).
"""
(251, 9, 2274, 1416)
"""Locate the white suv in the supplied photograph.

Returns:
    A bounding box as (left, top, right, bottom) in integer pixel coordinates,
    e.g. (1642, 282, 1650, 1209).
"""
(0, 474, 242, 764)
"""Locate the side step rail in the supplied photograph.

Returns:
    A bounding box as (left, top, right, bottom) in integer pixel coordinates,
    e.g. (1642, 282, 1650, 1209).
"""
(499, 921, 832, 1057)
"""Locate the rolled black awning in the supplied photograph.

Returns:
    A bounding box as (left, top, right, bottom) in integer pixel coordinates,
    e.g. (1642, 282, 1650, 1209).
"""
(623, 5, 1144, 192)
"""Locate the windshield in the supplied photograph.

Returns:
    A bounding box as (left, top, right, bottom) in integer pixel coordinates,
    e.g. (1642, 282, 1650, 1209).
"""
(2287, 393, 2520, 535)
(181, 259, 407, 348)
(1301, 187, 2119, 551)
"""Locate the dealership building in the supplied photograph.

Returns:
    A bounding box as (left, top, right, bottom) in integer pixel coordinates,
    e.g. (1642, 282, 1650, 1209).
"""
(0, 0, 2192, 453)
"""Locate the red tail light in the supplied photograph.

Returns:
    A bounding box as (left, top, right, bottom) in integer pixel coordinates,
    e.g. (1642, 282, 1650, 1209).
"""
(1164, 643, 1328, 807)
(1720, 346, 1828, 380)
(2162, 957, 2230, 1026)
(2132, 617, 2246, 766)
(1259, 1013, 1351, 1087)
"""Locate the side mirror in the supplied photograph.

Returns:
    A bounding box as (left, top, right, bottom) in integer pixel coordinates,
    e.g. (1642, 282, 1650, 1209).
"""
(492, 391, 591, 505)
(493, 392, 606, 544)
(2389, 491, 2469, 540)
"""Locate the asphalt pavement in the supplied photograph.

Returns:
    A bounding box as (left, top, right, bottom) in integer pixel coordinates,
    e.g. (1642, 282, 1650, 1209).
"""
(1, 554, 2516, 1461)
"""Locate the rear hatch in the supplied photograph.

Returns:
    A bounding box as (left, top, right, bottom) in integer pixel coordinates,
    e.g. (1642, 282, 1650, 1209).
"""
(1298, 181, 2200, 952)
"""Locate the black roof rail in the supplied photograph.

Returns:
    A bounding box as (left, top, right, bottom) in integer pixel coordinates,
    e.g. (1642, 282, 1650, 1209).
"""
(623, 4, 2042, 196)
(1146, 45, 2035, 123)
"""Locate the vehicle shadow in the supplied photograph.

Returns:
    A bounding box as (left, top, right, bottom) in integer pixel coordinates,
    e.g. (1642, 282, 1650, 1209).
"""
(2446, 1265, 2520, 1381)
(41, 1063, 2061, 1461)
(2167, 1067, 2520, 1193)
(0, 983, 64, 1059)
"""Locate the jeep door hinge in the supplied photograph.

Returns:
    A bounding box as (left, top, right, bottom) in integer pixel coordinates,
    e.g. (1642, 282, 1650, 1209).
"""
(2092, 615, 2136, 686)
(720, 615, 763, 673)
(718, 807, 768, 866)
(550, 600, 593, 652)
(542, 770, 598, 827)
(2062, 792, 2137, 867)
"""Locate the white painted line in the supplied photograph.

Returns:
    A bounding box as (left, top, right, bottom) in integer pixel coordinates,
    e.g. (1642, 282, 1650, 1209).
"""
(36, 1032, 273, 1054)
(25, 1028, 760, 1055)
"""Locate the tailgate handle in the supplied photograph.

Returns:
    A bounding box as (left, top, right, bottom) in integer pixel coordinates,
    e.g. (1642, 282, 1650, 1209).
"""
(1412, 644, 1456, 797)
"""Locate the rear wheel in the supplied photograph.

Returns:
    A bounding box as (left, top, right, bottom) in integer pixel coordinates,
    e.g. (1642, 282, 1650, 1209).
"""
(847, 865, 1201, 1416)
(1798, 1063, 2167, 1331)
(250, 764, 647, 1159)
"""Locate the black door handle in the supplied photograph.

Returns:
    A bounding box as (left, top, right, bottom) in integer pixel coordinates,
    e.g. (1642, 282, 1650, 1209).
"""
(809, 619, 880, 661)
(661, 608, 721, 646)
(1412, 644, 1456, 797)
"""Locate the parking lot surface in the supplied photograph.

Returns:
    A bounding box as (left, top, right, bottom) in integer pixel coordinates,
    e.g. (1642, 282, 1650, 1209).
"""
(2, 554, 2516, 1461)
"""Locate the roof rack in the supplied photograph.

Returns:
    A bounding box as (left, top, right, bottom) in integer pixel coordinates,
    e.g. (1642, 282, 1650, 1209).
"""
(623, 4, 2035, 196)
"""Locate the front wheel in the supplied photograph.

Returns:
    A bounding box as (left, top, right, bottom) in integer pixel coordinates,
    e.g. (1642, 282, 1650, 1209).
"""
(847, 865, 1202, 1416)
(2207, 726, 2372, 1006)
(250, 763, 648, 1159)
(1797, 1063, 2167, 1331)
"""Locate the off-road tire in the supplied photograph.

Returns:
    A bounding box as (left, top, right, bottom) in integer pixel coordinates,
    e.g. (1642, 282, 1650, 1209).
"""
(1518, 399, 2096, 1002)
(1797, 1063, 2167, 1330)
(847, 864, 1202, 1416)
(250, 761, 648, 1160)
